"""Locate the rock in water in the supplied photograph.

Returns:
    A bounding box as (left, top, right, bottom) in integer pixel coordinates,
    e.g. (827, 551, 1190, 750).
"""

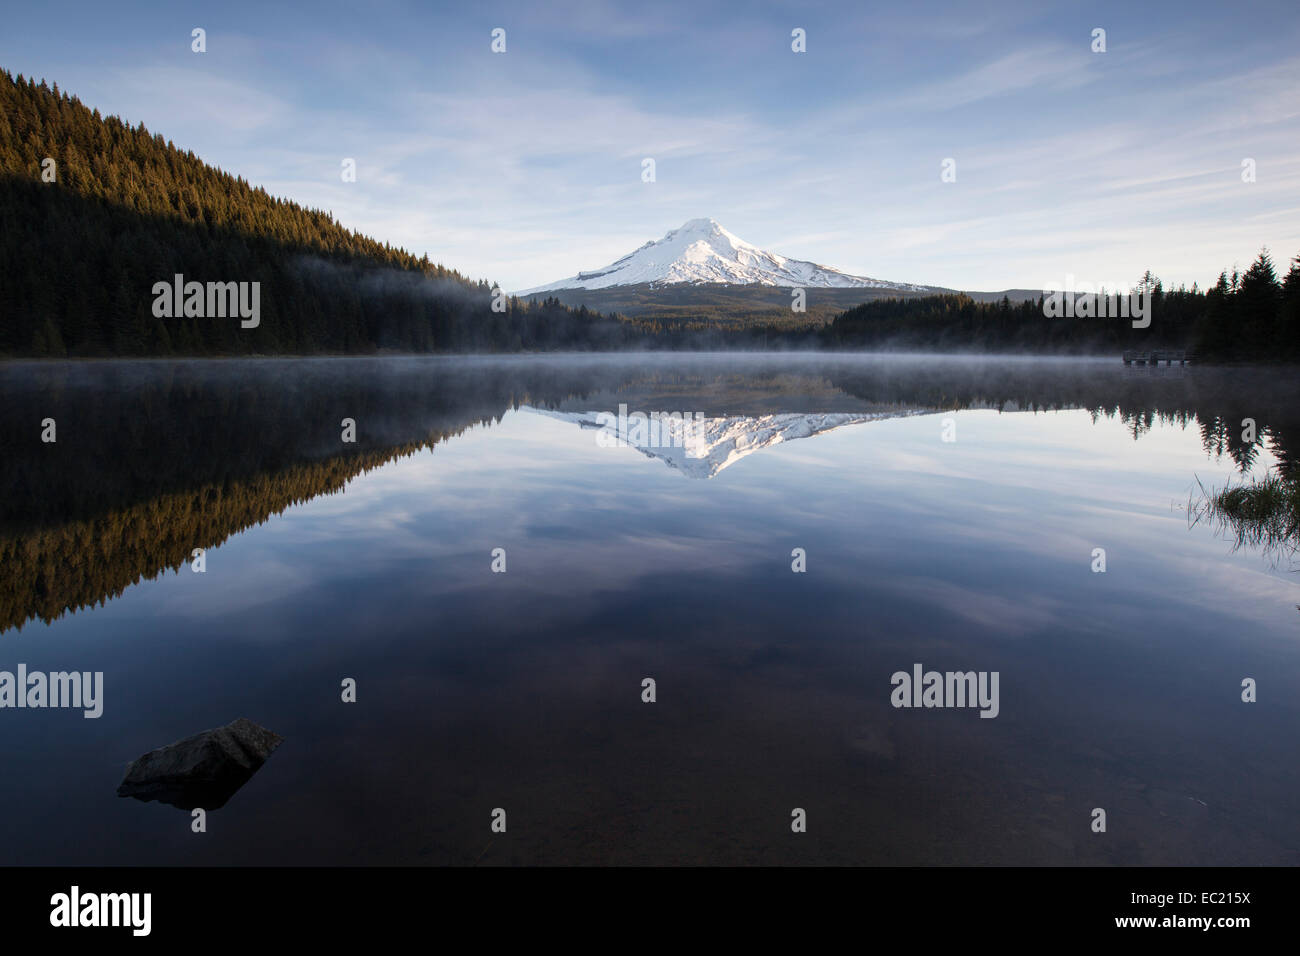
(117, 718, 283, 810)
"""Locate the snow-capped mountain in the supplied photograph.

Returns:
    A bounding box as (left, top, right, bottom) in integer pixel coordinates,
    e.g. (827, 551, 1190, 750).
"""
(524, 406, 933, 479)
(516, 218, 935, 294)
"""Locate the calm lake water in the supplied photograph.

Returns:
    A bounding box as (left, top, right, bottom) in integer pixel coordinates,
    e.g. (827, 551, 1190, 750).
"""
(1, 353, 1298, 865)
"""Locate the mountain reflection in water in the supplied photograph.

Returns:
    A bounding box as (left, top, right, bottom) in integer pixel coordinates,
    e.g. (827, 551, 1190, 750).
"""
(2, 354, 1298, 866)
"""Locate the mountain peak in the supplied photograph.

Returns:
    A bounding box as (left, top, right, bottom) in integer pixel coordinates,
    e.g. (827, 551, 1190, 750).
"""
(516, 220, 933, 295)
(524, 406, 933, 479)
(674, 217, 722, 233)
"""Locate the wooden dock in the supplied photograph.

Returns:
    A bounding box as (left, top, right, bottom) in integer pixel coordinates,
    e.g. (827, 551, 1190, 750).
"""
(1122, 349, 1190, 366)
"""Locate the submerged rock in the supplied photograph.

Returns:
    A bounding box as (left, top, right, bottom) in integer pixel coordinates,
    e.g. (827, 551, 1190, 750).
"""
(117, 717, 283, 810)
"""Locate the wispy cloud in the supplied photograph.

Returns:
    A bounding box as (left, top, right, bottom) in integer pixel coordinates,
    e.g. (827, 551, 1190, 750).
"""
(3, 0, 1297, 289)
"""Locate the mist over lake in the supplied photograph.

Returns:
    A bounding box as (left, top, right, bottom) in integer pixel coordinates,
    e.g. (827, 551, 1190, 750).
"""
(2, 353, 1297, 865)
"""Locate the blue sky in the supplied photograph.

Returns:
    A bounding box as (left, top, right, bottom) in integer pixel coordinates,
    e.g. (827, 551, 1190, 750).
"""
(3, 0, 1298, 291)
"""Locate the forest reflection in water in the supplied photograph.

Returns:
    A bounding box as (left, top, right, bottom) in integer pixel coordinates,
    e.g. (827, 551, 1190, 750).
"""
(2, 354, 1300, 866)
(2, 353, 1298, 634)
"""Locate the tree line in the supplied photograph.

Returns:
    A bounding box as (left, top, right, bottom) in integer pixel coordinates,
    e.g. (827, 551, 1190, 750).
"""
(2, 69, 1297, 360)
(813, 259, 1299, 361)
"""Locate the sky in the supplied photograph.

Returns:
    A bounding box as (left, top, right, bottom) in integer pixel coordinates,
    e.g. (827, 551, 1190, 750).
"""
(2, 0, 1298, 292)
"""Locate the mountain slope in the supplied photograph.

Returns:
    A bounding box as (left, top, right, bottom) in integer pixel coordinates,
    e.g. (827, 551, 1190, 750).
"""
(525, 406, 932, 479)
(0, 70, 635, 356)
(518, 218, 936, 294)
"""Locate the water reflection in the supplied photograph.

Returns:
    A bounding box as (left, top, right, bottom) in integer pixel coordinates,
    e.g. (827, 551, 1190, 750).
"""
(3, 355, 1296, 633)
(1, 355, 1298, 866)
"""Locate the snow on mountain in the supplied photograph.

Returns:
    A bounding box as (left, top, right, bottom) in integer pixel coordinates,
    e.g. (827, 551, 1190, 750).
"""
(524, 405, 933, 479)
(516, 218, 935, 294)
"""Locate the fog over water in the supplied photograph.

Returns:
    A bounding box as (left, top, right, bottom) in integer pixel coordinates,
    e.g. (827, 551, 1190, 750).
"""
(1, 353, 1297, 864)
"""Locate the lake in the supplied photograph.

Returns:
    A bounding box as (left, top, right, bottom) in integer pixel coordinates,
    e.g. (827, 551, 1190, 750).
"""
(1, 353, 1298, 865)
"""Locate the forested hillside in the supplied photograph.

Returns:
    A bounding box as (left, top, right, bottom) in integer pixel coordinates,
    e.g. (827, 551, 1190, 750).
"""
(0, 69, 638, 355)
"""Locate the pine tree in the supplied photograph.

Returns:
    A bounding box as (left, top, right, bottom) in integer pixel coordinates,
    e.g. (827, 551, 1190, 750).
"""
(1237, 249, 1280, 356)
